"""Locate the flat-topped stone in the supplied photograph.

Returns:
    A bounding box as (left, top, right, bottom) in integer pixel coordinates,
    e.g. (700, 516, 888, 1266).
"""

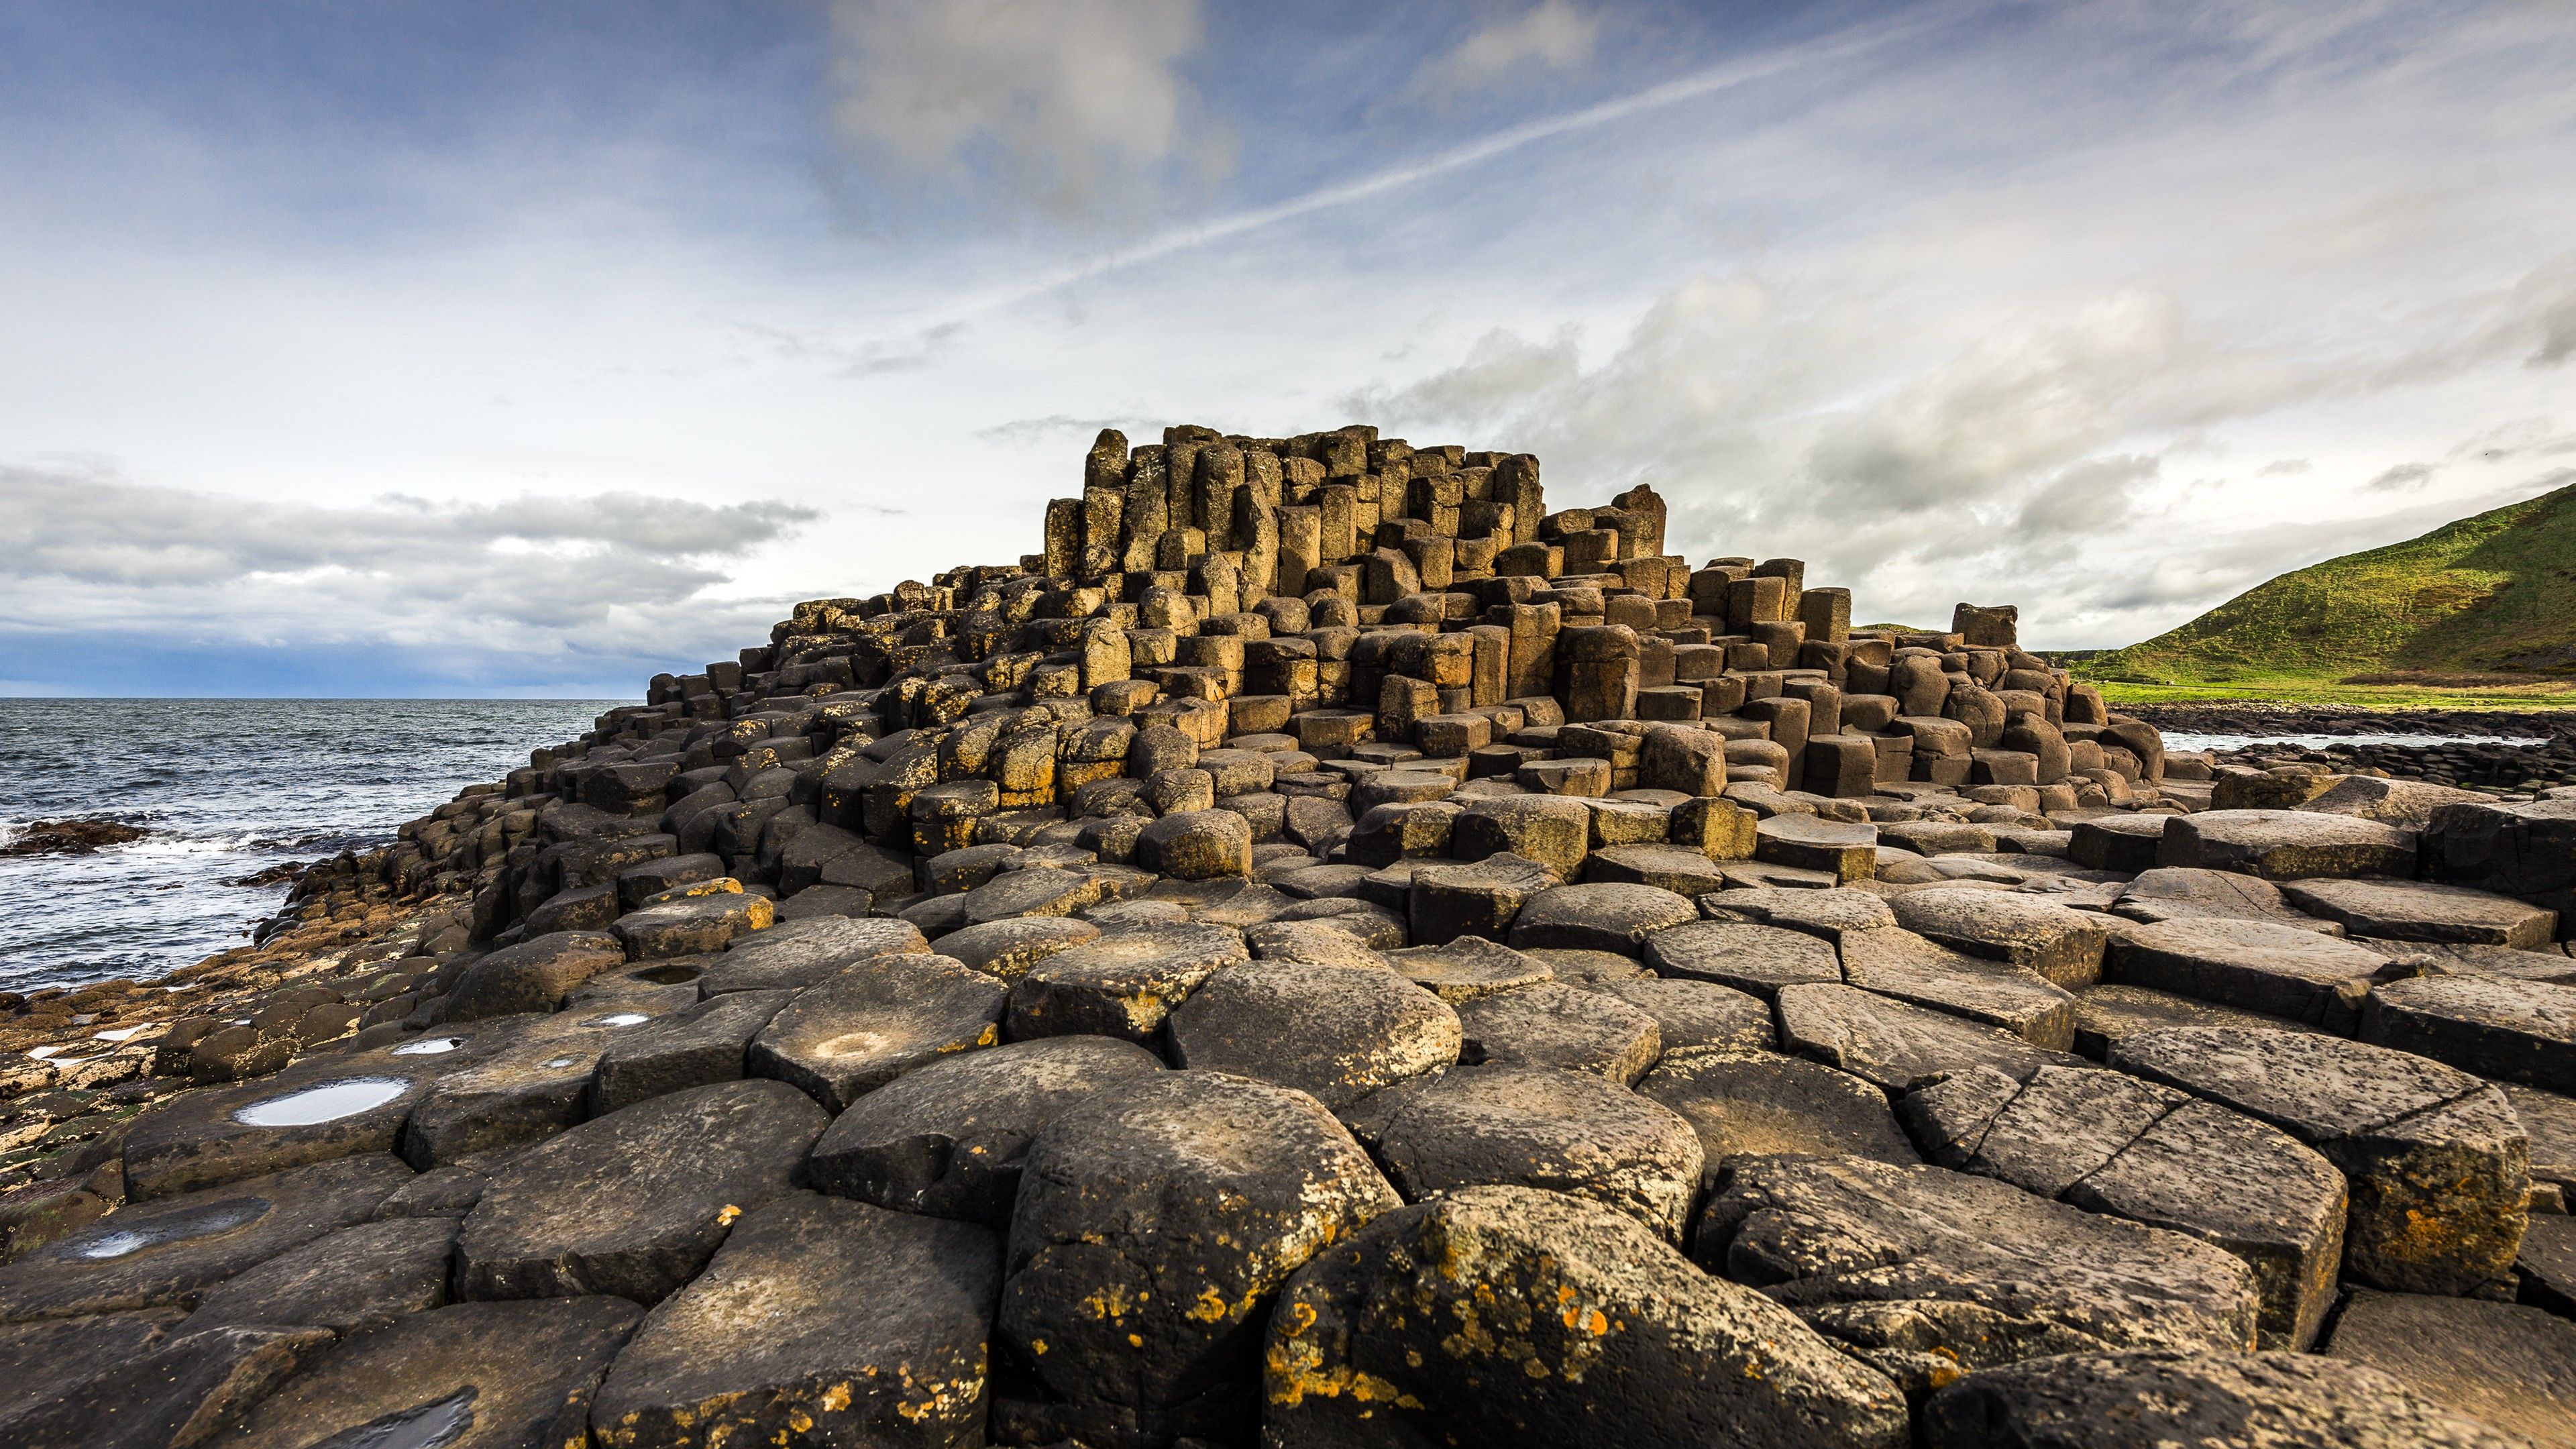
(2112, 865, 2345, 933)
(1698, 1154, 2259, 1395)
(2157, 809, 2418, 880)
(1644, 919, 1842, 997)
(2363, 973, 2576, 1092)
(1168, 961, 1459, 1104)
(809, 1035, 1164, 1225)
(696, 915, 929, 995)
(1505, 882, 1698, 955)
(749, 952, 1007, 1110)
(2282, 877, 2559, 950)
(997, 1070, 1397, 1446)
(1383, 936, 1554, 1001)
(1637, 1048, 1919, 1174)
(1593, 977, 1772, 1053)
(1886, 886, 2108, 988)
(1265, 1184, 1907, 1449)
(2104, 916, 2410, 1032)
(588, 1193, 1001, 1449)
(1839, 926, 2080, 1048)
(1366, 1065, 1703, 1242)
(1697, 885, 1898, 941)
(456, 1078, 825, 1304)
(1004, 922, 1248, 1045)
(2110, 1026, 2530, 1295)
(1454, 981, 1660, 1082)
(1776, 982, 2086, 1093)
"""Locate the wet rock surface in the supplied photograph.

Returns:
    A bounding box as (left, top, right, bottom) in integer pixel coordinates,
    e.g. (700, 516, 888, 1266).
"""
(590, 1192, 1002, 1449)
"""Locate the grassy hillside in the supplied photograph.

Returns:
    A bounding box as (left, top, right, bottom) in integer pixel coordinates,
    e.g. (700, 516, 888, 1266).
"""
(2080, 480, 2576, 704)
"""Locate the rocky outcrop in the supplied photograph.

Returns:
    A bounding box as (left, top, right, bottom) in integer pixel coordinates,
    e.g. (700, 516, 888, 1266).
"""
(6, 421, 2572, 1447)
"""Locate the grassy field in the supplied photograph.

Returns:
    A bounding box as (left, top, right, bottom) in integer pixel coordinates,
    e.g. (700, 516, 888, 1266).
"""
(2060, 480, 2576, 711)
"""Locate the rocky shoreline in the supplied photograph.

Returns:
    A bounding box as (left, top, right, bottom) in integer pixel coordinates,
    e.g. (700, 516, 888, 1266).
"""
(3, 423, 2573, 1448)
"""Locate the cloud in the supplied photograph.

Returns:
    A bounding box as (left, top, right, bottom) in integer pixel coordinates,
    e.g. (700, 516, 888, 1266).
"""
(2517, 255, 2576, 366)
(1408, 2, 1604, 101)
(822, 0, 1218, 223)
(0, 463, 820, 682)
(975, 413, 1161, 447)
(2258, 459, 2313, 475)
(2366, 461, 2434, 491)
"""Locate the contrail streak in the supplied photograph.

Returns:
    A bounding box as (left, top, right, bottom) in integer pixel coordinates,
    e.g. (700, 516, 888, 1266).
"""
(859, 6, 1956, 351)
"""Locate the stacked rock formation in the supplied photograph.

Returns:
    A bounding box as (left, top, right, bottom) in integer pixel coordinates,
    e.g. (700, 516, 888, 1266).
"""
(3, 422, 2575, 1448)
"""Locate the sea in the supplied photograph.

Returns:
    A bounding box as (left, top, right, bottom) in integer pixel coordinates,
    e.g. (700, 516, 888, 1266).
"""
(0, 699, 615, 996)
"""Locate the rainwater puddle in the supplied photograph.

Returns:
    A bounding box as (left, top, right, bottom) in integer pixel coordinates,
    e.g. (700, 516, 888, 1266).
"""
(233, 1077, 411, 1128)
(392, 1037, 464, 1057)
(591, 1013, 651, 1026)
(311, 1387, 479, 1449)
(69, 1199, 264, 1258)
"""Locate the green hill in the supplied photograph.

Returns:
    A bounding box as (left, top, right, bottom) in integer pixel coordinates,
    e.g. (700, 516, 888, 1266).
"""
(2086, 480, 2576, 690)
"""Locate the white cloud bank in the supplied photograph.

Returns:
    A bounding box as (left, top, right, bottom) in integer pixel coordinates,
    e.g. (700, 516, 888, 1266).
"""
(0, 463, 819, 683)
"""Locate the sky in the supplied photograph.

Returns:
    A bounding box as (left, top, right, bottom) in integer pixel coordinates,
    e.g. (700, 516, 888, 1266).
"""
(2, 0, 2572, 696)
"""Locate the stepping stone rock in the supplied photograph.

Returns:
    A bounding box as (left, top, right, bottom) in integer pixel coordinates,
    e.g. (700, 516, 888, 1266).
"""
(938, 916, 1100, 979)
(122, 1059, 434, 1199)
(402, 1009, 667, 1167)
(749, 953, 1007, 1110)
(1167, 961, 1460, 1105)
(182, 1215, 454, 1334)
(695, 916, 929, 995)
(958, 865, 1104, 925)
(2158, 809, 2418, 881)
(997, 1071, 1397, 1446)
(2110, 1026, 2532, 1295)
(1697, 1154, 2259, 1393)
(207, 1297, 641, 1449)
(1644, 920, 1842, 997)
(1524, 946, 1650, 985)
(589, 988, 791, 1113)
(1754, 814, 1879, 881)
(1585, 842, 1733, 896)
(2112, 865, 2343, 933)
(1775, 982, 2085, 1093)
(612, 892, 774, 960)
(1888, 886, 2108, 987)
(440, 930, 627, 1020)
(2104, 917, 2408, 1032)
(456, 1078, 825, 1304)
(1367, 1065, 1703, 1241)
(588, 1193, 1001, 1449)
(1384, 936, 1554, 1001)
(809, 1035, 1165, 1225)
(1505, 883, 1697, 955)
(1904, 1064, 2347, 1348)
(1270, 896, 1407, 948)
(1265, 1184, 1908, 1449)
(0, 1154, 412, 1320)
(1636, 1048, 1920, 1173)
(0, 1320, 331, 1449)
(1242, 919, 1392, 970)
(1448, 794, 1594, 879)
(1006, 923, 1248, 1046)
(1135, 808, 1254, 879)
(1920, 1349, 2532, 1449)
(1406, 853, 1558, 945)
(1699, 885, 1898, 941)
(2069, 981, 2320, 1060)
(1455, 983, 1660, 1082)
(2284, 877, 2559, 950)
(2068, 814, 2169, 873)
(1840, 926, 2080, 1048)
(2324, 1290, 2576, 1449)
(2363, 973, 2576, 1091)
(1594, 977, 1773, 1052)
